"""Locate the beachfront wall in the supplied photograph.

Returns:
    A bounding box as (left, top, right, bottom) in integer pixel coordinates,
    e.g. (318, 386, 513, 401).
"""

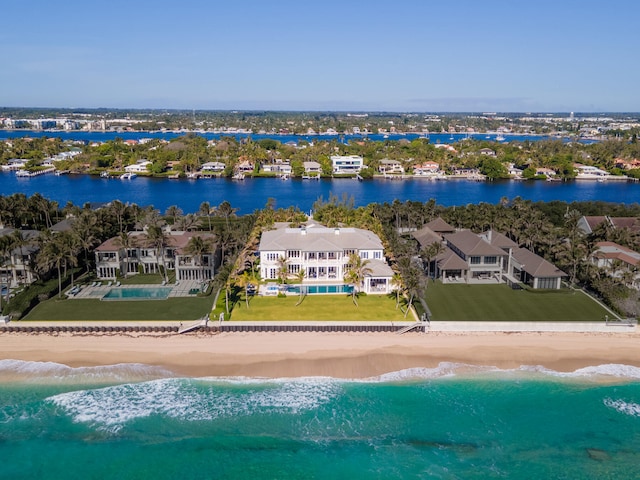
(259, 224, 392, 293)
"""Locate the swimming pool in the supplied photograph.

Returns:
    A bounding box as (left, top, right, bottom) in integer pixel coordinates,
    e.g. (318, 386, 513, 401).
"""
(102, 287, 172, 301)
(285, 284, 354, 295)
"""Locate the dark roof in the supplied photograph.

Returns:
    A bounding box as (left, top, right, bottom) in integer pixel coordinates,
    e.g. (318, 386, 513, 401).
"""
(436, 247, 469, 271)
(425, 217, 456, 234)
(512, 247, 567, 278)
(51, 218, 74, 233)
(445, 230, 506, 257)
(411, 226, 442, 248)
(481, 230, 518, 249)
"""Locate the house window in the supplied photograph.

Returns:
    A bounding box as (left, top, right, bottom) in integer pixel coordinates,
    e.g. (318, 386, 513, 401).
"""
(269, 268, 277, 279)
(308, 252, 317, 260)
(374, 251, 381, 259)
(537, 277, 557, 289)
(288, 250, 300, 258)
(484, 256, 497, 265)
(470, 256, 481, 265)
(266, 253, 279, 261)
(328, 252, 337, 260)
(288, 264, 300, 274)
(361, 252, 368, 259)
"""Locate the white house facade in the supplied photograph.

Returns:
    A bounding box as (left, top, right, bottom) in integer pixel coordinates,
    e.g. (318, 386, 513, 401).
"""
(259, 224, 393, 294)
(331, 155, 364, 174)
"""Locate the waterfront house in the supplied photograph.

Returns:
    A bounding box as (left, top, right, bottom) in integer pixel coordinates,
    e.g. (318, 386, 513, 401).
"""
(124, 160, 152, 173)
(258, 223, 393, 294)
(200, 161, 226, 172)
(303, 161, 322, 174)
(1, 159, 29, 171)
(0, 228, 40, 287)
(261, 159, 292, 175)
(412, 220, 566, 289)
(378, 159, 405, 175)
(573, 163, 611, 179)
(95, 230, 218, 281)
(413, 161, 441, 177)
(236, 160, 255, 173)
(331, 155, 364, 175)
(479, 148, 496, 156)
(590, 241, 640, 289)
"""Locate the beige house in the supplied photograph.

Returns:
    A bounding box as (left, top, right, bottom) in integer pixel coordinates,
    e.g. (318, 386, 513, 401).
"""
(95, 230, 218, 281)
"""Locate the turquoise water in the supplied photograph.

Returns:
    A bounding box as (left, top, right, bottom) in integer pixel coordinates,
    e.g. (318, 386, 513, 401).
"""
(1, 360, 639, 479)
(287, 284, 355, 295)
(102, 287, 172, 301)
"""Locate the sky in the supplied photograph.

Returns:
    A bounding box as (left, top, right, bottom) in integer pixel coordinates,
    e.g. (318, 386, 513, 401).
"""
(1, 0, 639, 112)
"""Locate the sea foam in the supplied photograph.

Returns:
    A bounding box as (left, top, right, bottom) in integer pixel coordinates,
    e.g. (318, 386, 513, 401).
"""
(364, 362, 640, 383)
(46, 377, 342, 432)
(0, 359, 175, 384)
(604, 398, 640, 417)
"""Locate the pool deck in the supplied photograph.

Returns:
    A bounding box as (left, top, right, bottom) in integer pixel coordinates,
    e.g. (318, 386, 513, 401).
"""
(72, 280, 205, 299)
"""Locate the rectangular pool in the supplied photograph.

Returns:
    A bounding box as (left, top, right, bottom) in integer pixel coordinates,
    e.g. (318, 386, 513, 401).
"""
(286, 284, 354, 295)
(102, 287, 172, 301)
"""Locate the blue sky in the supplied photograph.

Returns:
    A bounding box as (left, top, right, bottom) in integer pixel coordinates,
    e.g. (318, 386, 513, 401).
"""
(1, 0, 638, 112)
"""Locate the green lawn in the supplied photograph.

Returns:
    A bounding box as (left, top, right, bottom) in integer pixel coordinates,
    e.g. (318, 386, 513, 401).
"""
(24, 296, 213, 321)
(228, 294, 410, 321)
(425, 282, 612, 321)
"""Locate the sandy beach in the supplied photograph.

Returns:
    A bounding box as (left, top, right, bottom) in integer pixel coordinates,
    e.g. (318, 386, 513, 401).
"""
(2, 330, 640, 379)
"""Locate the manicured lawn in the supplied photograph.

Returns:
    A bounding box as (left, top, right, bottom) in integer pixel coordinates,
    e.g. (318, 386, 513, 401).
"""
(425, 282, 612, 321)
(24, 296, 213, 321)
(229, 294, 410, 321)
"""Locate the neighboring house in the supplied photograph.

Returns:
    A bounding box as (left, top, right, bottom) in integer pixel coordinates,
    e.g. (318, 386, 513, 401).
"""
(262, 160, 292, 175)
(479, 148, 496, 156)
(303, 161, 322, 174)
(1, 159, 29, 171)
(200, 161, 226, 172)
(413, 161, 441, 177)
(412, 219, 566, 289)
(125, 160, 152, 173)
(590, 241, 640, 289)
(573, 163, 610, 179)
(0, 228, 40, 287)
(507, 163, 523, 178)
(577, 215, 640, 235)
(535, 167, 556, 177)
(331, 155, 363, 174)
(95, 230, 218, 281)
(236, 160, 255, 173)
(258, 223, 393, 294)
(378, 159, 405, 175)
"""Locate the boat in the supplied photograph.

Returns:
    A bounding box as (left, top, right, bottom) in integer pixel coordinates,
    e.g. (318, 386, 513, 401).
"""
(232, 172, 245, 180)
(496, 134, 506, 142)
(120, 172, 137, 179)
(100, 171, 110, 178)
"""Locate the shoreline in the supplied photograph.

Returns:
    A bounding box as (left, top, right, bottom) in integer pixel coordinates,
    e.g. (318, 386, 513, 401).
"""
(2, 331, 640, 380)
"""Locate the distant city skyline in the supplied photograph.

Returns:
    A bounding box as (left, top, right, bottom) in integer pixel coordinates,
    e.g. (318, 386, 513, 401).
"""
(1, 0, 639, 112)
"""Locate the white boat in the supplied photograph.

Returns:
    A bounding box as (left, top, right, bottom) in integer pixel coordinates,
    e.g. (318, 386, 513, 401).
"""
(496, 134, 506, 142)
(120, 172, 137, 179)
(232, 172, 245, 180)
(100, 171, 110, 178)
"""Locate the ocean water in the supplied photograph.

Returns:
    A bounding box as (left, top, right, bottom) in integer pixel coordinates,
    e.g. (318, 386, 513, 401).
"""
(1, 360, 639, 479)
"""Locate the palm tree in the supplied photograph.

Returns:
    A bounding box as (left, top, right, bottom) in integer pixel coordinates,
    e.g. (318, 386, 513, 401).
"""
(113, 232, 133, 278)
(109, 199, 128, 234)
(295, 268, 306, 306)
(38, 233, 68, 298)
(199, 201, 212, 231)
(71, 211, 99, 273)
(344, 253, 373, 306)
(276, 255, 289, 285)
(165, 205, 183, 226)
(0, 235, 14, 309)
(184, 235, 212, 281)
(419, 241, 445, 279)
(391, 271, 403, 309)
(145, 225, 170, 282)
(235, 270, 255, 309)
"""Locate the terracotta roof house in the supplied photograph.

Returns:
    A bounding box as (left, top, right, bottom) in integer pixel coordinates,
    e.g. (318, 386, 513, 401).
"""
(591, 241, 640, 289)
(578, 216, 640, 235)
(95, 230, 218, 281)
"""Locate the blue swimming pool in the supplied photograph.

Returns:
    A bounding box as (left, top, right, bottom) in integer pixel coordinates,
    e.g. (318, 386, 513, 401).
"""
(102, 287, 172, 301)
(285, 284, 354, 295)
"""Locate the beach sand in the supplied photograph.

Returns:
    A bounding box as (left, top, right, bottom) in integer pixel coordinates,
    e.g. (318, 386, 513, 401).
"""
(2, 331, 640, 378)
